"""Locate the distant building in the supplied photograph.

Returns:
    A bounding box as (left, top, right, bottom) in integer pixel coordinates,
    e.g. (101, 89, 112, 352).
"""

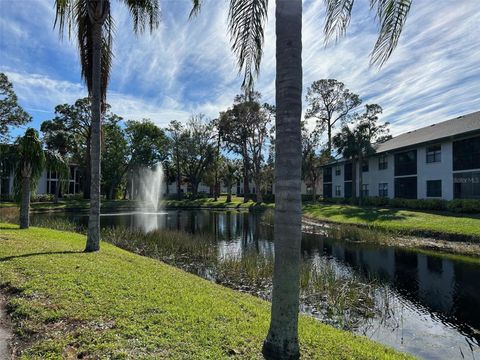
(1, 164, 82, 198)
(322, 111, 480, 200)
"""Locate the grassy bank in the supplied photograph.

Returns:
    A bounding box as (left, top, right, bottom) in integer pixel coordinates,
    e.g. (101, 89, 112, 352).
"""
(303, 203, 480, 241)
(162, 196, 270, 210)
(0, 224, 411, 359)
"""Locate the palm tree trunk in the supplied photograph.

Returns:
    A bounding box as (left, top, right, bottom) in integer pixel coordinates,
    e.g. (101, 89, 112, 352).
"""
(54, 179, 60, 204)
(85, 20, 103, 252)
(351, 159, 357, 203)
(254, 177, 263, 203)
(19, 176, 30, 229)
(227, 184, 232, 203)
(312, 178, 317, 203)
(84, 137, 91, 199)
(176, 149, 182, 200)
(263, 1, 302, 359)
(358, 153, 363, 206)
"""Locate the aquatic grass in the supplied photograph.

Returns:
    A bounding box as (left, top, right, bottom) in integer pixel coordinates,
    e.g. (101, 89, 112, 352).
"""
(102, 227, 379, 330)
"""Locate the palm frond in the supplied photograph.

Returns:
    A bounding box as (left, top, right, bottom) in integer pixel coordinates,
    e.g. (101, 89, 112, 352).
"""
(189, 0, 203, 18)
(14, 129, 45, 200)
(74, 0, 113, 102)
(228, 0, 268, 93)
(45, 150, 70, 192)
(54, 0, 73, 38)
(121, 0, 160, 33)
(323, 0, 355, 43)
(370, 0, 411, 67)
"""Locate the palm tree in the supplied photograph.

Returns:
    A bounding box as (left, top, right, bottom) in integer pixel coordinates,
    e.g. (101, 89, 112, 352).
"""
(194, 0, 412, 357)
(14, 129, 45, 229)
(334, 104, 390, 205)
(54, 0, 160, 252)
(333, 124, 361, 202)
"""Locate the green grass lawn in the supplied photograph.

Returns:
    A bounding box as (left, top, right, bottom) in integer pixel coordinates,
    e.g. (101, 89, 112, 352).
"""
(0, 224, 411, 359)
(303, 203, 480, 240)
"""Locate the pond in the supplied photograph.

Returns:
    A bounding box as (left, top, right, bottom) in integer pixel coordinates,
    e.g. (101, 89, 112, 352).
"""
(32, 209, 480, 360)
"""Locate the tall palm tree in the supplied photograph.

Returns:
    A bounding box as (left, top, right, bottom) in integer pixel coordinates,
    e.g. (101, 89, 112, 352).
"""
(14, 129, 45, 229)
(196, 0, 413, 357)
(54, 0, 160, 252)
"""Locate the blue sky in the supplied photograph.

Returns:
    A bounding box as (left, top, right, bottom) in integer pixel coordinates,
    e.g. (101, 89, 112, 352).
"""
(1, 0, 479, 140)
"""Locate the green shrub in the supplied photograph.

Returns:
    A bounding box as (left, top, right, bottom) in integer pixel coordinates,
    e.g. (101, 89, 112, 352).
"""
(31, 194, 54, 202)
(446, 199, 480, 213)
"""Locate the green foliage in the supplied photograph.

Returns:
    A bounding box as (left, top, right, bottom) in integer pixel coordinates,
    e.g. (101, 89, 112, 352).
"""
(45, 149, 69, 194)
(125, 118, 168, 170)
(102, 116, 129, 199)
(305, 79, 361, 154)
(0, 73, 31, 141)
(13, 128, 45, 201)
(177, 115, 216, 196)
(446, 199, 480, 213)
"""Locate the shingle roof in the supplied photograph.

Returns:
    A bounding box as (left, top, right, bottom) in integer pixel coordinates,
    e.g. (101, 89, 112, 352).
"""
(375, 111, 480, 153)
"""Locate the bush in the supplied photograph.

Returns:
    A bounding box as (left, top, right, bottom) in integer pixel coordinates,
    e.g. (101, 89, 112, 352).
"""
(361, 197, 390, 207)
(262, 194, 275, 203)
(31, 194, 54, 202)
(446, 199, 480, 213)
(0, 194, 14, 202)
(61, 193, 84, 200)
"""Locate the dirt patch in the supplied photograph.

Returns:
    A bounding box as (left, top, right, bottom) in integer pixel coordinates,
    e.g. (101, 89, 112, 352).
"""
(0, 296, 12, 360)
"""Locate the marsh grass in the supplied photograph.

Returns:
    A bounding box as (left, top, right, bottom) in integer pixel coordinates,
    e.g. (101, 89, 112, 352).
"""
(103, 226, 378, 330)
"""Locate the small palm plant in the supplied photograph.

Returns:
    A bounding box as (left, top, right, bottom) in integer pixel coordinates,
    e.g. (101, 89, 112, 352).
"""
(14, 129, 45, 229)
(54, 0, 160, 252)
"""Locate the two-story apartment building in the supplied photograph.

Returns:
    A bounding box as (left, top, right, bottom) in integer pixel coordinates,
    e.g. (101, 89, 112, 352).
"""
(322, 111, 480, 200)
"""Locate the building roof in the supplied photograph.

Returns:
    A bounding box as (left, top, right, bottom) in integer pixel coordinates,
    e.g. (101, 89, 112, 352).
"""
(322, 110, 480, 167)
(375, 111, 480, 153)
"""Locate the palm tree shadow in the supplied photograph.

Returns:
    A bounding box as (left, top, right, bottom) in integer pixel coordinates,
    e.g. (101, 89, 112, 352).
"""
(0, 250, 82, 263)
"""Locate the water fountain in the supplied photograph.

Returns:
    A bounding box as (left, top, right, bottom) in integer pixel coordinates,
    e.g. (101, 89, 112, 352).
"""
(135, 164, 166, 232)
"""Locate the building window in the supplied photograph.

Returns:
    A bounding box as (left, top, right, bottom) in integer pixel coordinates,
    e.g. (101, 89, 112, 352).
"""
(344, 182, 352, 198)
(426, 180, 442, 197)
(395, 176, 417, 199)
(323, 183, 332, 198)
(426, 145, 441, 163)
(378, 155, 388, 170)
(362, 160, 369, 172)
(453, 171, 480, 199)
(323, 167, 332, 183)
(335, 185, 341, 197)
(344, 163, 352, 181)
(335, 165, 341, 176)
(395, 150, 417, 176)
(453, 135, 480, 171)
(361, 184, 369, 197)
(378, 183, 388, 197)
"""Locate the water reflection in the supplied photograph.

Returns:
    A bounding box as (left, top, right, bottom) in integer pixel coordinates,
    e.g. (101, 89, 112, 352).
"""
(34, 209, 480, 359)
